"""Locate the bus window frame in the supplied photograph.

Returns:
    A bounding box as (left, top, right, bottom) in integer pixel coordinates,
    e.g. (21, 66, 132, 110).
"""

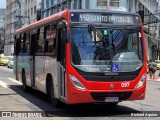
(44, 21, 57, 55)
(34, 21, 58, 56)
(57, 19, 67, 64)
(15, 34, 21, 55)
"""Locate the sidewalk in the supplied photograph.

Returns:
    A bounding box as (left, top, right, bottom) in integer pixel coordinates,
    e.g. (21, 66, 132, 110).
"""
(147, 70, 160, 81)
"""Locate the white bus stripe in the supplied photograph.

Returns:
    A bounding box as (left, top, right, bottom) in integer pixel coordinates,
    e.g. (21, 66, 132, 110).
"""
(0, 80, 8, 88)
(8, 78, 22, 85)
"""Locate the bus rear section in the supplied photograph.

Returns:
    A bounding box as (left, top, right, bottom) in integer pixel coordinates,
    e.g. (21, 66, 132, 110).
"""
(64, 10, 147, 104)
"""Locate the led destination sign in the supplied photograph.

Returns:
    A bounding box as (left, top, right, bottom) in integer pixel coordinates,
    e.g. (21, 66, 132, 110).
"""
(71, 13, 140, 25)
(80, 14, 133, 23)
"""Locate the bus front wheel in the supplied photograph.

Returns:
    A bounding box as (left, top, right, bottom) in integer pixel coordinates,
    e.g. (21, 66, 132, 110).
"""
(47, 76, 62, 107)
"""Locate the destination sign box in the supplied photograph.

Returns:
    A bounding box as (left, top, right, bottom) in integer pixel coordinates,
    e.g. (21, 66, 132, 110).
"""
(70, 12, 140, 25)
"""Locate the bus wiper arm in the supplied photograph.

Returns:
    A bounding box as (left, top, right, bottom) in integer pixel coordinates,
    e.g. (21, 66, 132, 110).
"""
(88, 24, 104, 41)
(111, 25, 127, 45)
(111, 25, 127, 54)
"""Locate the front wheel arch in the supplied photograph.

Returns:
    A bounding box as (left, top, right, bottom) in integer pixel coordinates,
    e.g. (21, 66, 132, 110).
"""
(46, 74, 62, 107)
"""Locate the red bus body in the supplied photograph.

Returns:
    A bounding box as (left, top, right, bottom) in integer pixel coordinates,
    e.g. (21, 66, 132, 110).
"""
(15, 9, 147, 105)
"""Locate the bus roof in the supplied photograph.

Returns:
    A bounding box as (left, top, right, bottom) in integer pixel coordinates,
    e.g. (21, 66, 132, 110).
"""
(16, 9, 139, 34)
(16, 9, 69, 34)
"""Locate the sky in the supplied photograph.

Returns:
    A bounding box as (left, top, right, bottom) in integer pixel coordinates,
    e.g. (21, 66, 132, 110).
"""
(0, 0, 6, 8)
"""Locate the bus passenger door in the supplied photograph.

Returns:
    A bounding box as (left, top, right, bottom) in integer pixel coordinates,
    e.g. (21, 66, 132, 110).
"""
(57, 27, 67, 99)
(30, 33, 36, 88)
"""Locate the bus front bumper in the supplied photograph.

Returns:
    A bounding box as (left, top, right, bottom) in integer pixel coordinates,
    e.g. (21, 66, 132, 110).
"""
(67, 87, 146, 104)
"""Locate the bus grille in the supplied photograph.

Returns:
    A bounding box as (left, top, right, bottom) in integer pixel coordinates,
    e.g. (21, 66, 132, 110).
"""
(90, 92, 133, 101)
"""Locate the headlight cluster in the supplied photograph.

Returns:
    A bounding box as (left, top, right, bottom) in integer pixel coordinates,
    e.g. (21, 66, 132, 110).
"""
(135, 74, 146, 88)
(69, 74, 86, 90)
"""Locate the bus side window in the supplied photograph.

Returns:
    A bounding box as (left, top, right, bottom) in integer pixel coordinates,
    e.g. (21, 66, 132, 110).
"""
(45, 22, 57, 54)
(24, 32, 30, 53)
(15, 34, 21, 55)
(37, 27, 45, 53)
(20, 34, 24, 53)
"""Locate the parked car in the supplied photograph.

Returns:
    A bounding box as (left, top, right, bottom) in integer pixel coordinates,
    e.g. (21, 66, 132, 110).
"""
(0, 54, 10, 66)
(7, 57, 14, 68)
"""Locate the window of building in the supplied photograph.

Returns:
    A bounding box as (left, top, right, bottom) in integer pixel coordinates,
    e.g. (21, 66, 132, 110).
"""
(34, 6, 36, 14)
(31, 8, 33, 15)
(25, 11, 27, 16)
(51, 0, 54, 6)
(28, 9, 30, 16)
(110, 0, 119, 7)
(46, 0, 49, 8)
(97, 0, 108, 6)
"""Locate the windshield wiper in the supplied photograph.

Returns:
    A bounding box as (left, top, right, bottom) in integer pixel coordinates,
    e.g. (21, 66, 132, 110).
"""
(111, 26, 127, 54)
(88, 24, 104, 40)
(88, 24, 109, 47)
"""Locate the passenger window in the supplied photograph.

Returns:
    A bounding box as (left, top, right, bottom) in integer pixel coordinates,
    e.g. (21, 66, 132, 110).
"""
(15, 34, 21, 54)
(24, 32, 30, 53)
(20, 34, 24, 53)
(37, 27, 45, 53)
(45, 22, 57, 53)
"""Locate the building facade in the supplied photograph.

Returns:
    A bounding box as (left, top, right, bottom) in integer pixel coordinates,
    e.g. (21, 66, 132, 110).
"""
(23, 0, 41, 26)
(128, 0, 160, 61)
(41, 0, 128, 19)
(41, 0, 160, 61)
(5, 0, 23, 55)
(5, 0, 41, 55)
(0, 9, 6, 53)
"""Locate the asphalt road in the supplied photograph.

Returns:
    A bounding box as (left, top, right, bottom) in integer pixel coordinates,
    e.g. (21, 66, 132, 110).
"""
(0, 66, 160, 120)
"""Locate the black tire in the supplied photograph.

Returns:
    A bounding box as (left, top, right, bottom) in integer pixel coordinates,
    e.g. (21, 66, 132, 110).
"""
(22, 71, 29, 92)
(107, 102, 119, 107)
(47, 76, 62, 107)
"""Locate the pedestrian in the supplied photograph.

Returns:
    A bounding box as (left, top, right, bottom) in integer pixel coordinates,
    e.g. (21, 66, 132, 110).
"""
(152, 60, 157, 79)
(148, 59, 156, 79)
(148, 59, 153, 79)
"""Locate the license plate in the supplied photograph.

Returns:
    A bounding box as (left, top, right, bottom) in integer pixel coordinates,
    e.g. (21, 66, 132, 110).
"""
(105, 97, 119, 102)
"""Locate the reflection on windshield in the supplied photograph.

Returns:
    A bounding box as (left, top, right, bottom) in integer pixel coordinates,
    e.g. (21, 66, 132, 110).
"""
(71, 27, 143, 73)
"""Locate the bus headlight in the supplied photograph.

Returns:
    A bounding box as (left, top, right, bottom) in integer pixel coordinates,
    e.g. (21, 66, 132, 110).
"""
(135, 74, 146, 88)
(69, 74, 86, 90)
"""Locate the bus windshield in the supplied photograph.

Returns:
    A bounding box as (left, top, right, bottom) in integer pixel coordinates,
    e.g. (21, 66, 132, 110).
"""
(70, 27, 143, 73)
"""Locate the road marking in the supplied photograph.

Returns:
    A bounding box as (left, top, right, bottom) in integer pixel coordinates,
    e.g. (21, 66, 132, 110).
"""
(0, 80, 8, 88)
(8, 78, 22, 85)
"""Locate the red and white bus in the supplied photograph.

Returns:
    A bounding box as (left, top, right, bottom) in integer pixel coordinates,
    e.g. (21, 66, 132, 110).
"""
(14, 9, 147, 106)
